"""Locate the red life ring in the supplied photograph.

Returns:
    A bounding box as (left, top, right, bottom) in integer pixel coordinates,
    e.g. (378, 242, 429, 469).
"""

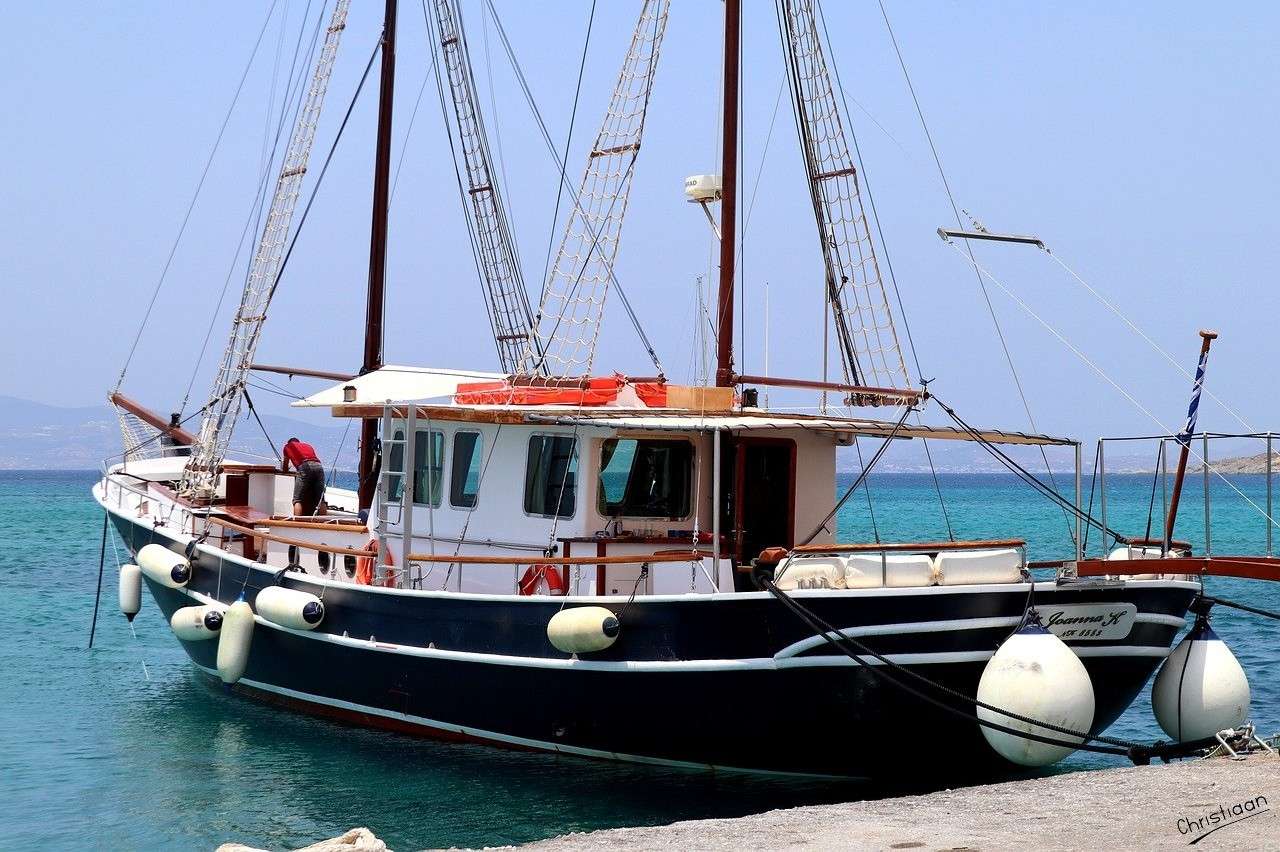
(356, 539, 396, 587)
(519, 563, 567, 596)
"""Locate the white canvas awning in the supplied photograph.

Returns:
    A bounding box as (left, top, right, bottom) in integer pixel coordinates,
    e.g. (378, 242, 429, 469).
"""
(291, 365, 504, 407)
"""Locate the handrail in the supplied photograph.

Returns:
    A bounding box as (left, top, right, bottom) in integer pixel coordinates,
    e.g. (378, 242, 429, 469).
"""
(406, 551, 704, 566)
(209, 517, 704, 566)
(206, 517, 372, 557)
(1077, 555, 1280, 583)
(791, 538, 1025, 555)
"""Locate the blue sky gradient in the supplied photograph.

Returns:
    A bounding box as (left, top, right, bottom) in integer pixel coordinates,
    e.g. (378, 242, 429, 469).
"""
(3, 1, 1277, 447)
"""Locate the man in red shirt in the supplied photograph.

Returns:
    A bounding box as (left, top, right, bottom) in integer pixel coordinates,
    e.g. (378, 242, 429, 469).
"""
(282, 437, 326, 516)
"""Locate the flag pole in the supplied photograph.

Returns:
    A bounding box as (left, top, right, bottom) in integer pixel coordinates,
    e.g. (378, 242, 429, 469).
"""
(1163, 329, 1218, 553)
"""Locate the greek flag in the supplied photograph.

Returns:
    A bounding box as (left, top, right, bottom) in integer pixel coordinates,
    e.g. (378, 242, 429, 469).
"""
(1176, 347, 1209, 447)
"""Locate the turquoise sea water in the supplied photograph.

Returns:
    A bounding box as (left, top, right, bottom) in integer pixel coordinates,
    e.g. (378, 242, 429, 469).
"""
(2, 470, 1277, 850)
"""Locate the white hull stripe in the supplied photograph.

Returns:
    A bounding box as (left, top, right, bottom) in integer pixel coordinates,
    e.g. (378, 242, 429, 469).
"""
(193, 664, 856, 780)
(181, 587, 1173, 671)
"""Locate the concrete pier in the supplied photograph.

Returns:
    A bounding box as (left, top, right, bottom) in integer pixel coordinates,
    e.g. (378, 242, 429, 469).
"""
(515, 756, 1278, 851)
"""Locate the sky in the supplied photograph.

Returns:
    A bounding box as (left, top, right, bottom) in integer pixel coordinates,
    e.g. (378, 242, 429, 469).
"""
(3, 0, 1279, 457)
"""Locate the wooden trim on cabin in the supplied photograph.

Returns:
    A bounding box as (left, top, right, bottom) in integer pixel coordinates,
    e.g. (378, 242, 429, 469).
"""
(792, 538, 1026, 555)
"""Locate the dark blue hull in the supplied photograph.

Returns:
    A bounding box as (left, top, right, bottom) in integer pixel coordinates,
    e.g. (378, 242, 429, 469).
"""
(111, 512, 1195, 778)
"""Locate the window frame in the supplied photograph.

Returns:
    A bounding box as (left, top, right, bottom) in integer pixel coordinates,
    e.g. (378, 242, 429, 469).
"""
(449, 429, 485, 510)
(596, 436, 696, 521)
(522, 432, 580, 520)
(387, 420, 445, 508)
(410, 428, 446, 508)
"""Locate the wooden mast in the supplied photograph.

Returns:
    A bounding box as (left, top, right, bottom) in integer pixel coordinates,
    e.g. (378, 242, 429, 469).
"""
(714, 0, 740, 387)
(1162, 329, 1217, 550)
(359, 0, 398, 510)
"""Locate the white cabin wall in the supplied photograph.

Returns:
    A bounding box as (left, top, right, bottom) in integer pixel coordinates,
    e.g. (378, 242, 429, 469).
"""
(382, 420, 612, 594)
(789, 429, 837, 546)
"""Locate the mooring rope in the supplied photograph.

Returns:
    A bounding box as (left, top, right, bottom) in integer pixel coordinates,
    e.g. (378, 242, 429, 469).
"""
(762, 578, 1220, 764)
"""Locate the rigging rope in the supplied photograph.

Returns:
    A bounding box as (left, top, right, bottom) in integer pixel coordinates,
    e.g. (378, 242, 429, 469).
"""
(1046, 251, 1257, 434)
(814, 1, 952, 539)
(875, 0, 1074, 548)
(482, 0, 664, 377)
(938, 241, 1280, 534)
(930, 391, 1127, 546)
(539, 0, 597, 296)
(181, 1, 327, 416)
(115, 0, 283, 394)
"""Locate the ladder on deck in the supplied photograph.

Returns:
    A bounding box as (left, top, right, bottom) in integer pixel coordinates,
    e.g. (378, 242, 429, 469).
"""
(374, 408, 415, 587)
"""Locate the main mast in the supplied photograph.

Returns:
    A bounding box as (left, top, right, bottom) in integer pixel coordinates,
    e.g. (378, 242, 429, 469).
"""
(358, 0, 398, 511)
(715, 0, 740, 387)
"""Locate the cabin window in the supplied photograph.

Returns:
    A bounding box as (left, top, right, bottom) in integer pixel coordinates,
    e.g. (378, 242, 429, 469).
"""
(598, 438, 693, 519)
(524, 435, 577, 518)
(387, 426, 444, 507)
(451, 431, 483, 508)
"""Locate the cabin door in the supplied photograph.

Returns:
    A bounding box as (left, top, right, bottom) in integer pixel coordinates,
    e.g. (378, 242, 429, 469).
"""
(729, 437, 796, 574)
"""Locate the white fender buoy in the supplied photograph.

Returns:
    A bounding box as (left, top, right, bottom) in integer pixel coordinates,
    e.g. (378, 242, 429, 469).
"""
(547, 606, 620, 654)
(255, 586, 325, 631)
(136, 543, 192, 589)
(216, 600, 255, 684)
(118, 564, 142, 621)
(976, 619, 1096, 767)
(1152, 612, 1249, 742)
(170, 605, 225, 641)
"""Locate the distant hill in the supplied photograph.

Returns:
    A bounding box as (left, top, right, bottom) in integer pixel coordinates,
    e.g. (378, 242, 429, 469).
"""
(0, 395, 359, 470)
(1195, 451, 1280, 475)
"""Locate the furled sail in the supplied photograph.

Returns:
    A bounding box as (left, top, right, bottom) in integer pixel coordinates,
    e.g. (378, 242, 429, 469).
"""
(431, 0, 539, 375)
(180, 0, 351, 497)
(778, 0, 911, 398)
(516, 0, 670, 381)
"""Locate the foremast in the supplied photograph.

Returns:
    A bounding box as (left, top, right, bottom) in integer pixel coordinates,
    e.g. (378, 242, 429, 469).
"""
(180, 0, 352, 499)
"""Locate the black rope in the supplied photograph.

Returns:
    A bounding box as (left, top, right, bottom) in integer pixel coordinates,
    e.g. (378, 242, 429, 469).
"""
(539, 0, 596, 294)
(1143, 441, 1165, 544)
(852, 436, 880, 544)
(932, 393, 1129, 547)
(1202, 594, 1280, 621)
(270, 36, 382, 301)
(763, 579, 1221, 763)
(241, 387, 279, 460)
(87, 512, 109, 649)
(1082, 446, 1100, 555)
(798, 402, 914, 547)
(481, 0, 665, 376)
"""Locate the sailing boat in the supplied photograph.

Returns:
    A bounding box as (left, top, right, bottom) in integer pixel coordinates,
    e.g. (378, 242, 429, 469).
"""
(95, 0, 1258, 778)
